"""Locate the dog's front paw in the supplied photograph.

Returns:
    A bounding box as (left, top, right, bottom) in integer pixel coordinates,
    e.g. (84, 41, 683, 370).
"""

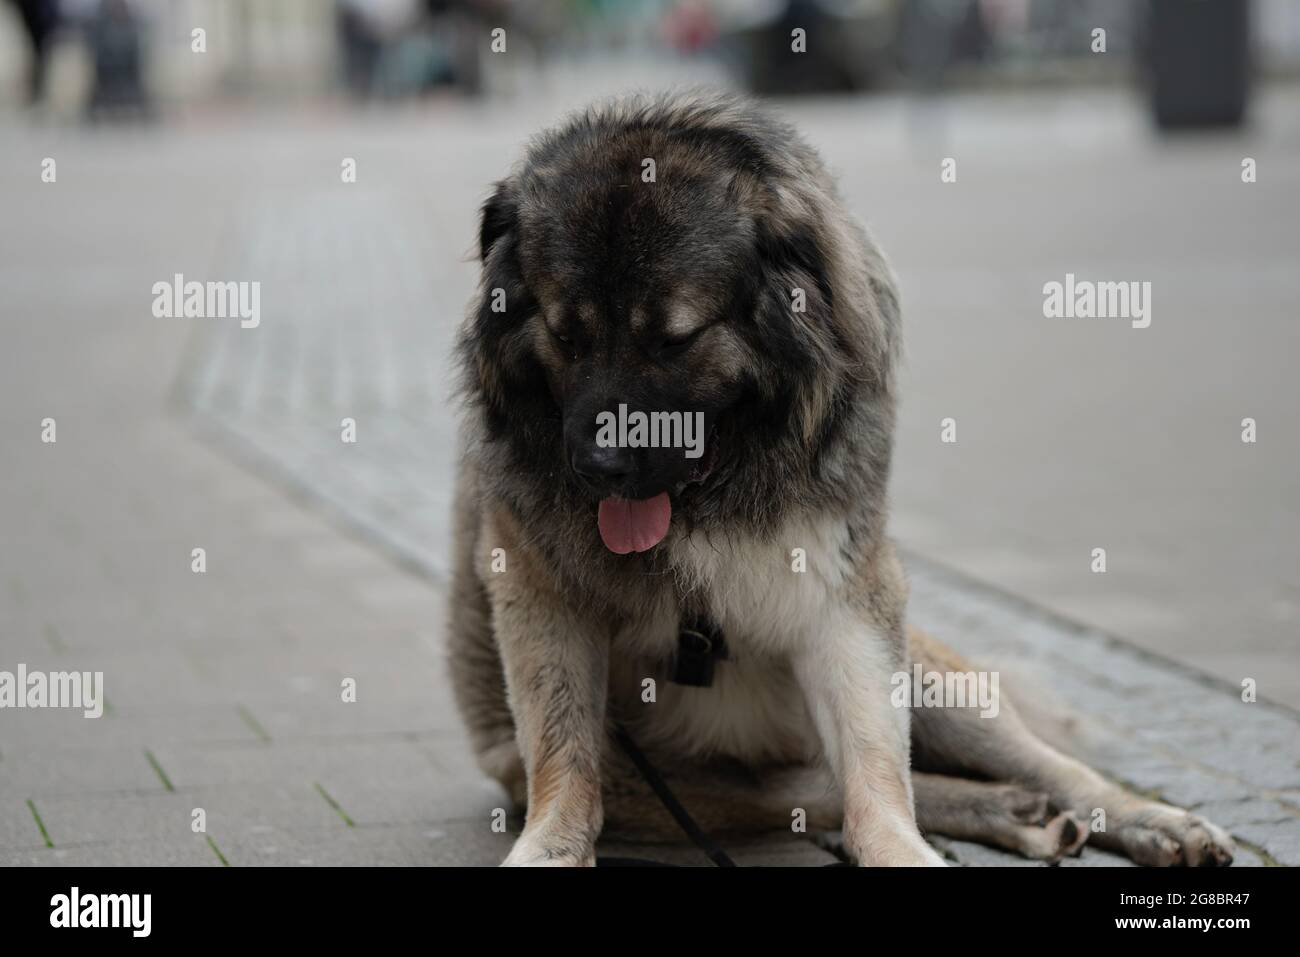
(502, 834, 596, 867)
(880, 843, 949, 867)
(848, 832, 949, 867)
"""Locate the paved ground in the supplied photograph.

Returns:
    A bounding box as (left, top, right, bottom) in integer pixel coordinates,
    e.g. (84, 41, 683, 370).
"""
(1, 82, 1297, 866)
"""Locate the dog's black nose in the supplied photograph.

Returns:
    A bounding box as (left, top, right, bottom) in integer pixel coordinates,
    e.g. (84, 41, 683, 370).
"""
(571, 443, 634, 482)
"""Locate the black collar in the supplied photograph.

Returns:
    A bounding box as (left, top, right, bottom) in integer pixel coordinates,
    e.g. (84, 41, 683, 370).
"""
(670, 614, 729, 687)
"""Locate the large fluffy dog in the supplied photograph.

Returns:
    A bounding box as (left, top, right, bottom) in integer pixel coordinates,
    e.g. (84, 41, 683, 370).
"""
(447, 92, 1234, 866)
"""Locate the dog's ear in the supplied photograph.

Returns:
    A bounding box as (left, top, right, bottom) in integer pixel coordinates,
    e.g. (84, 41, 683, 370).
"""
(478, 180, 518, 262)
(745, 207, 898, 441)
(754, 219, 834, 320)
(747, 214, 837, 365)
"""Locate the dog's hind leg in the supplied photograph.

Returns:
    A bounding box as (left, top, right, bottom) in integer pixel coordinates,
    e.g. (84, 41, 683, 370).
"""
(602, 758, 1086, 863)
(912, 773, 1086, 861)
(600, 749, 1082, 862)
(907, 627, 1234, 866)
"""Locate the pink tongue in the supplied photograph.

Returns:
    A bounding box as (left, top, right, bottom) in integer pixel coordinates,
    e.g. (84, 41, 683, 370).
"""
(597, 493, 672, 554)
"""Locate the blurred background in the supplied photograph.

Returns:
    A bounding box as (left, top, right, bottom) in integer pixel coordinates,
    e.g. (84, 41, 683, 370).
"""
(2, 0, 1297, 718)
(5, 0, 1300, 114)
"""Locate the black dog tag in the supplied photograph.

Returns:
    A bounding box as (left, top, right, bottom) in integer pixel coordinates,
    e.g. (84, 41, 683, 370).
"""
(671, 617, 728, 687)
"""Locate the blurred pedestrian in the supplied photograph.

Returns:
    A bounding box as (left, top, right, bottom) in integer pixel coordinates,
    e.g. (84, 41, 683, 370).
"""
(7, 0, 61, 105)
(84, 0, 151, 121)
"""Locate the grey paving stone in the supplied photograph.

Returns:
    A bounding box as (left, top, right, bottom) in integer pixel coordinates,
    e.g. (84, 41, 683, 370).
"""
(229, 691, 461, 742)
(191, 782, 352, 835)
(1058, 848, 1138, 868)
(15, 792, 195, 848)
(1232, 819, 1300, 867)
(2, 838, 222, 867)
(318, 763, 506, 828)
(1225, 846, 1268, 867)
(142, 739, 493, 826)
(0, 797, 50, 852)
(217, 821, 511, 867)
(1117, 763, 1256, 808)
(934, 839, 1044, 867)
(0, 746, 161, 799)
(1189, 798, 1297, 830)
(1211, 748, 1300, 792)
(27, 783, 344, 848)
(146, 739, 395, 790)
(0, 704, 265, 758)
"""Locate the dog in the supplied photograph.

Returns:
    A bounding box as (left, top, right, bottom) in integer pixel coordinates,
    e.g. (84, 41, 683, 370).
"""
(446, 92, 1235, 867)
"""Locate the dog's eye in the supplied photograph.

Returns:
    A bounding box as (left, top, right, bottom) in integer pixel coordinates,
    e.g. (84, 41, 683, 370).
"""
(547, 326, 582, 361)
(655, 328, 704, 356)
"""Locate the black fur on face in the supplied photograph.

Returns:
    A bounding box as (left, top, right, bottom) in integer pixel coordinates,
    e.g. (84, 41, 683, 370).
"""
(457, 93, 898, 538)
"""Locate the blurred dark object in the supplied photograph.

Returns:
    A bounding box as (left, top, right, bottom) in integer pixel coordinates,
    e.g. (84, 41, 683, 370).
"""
(337, 0, 384, 96)
(725, 0, 898, 94)
(8, 0, 60, 104)
(897, 0, 988, 90)
(85, 0, 151, 121)
(336, 0, 487, 99)
(1148, 0, 1251, 128)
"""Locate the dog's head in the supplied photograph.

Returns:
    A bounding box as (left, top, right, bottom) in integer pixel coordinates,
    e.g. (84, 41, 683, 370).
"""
(460, 94, 897, 554)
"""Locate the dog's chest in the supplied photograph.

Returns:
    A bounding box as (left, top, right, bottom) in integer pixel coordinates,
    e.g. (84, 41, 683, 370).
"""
(668, 515, 853, 653)
(609, 515, 852, 764)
